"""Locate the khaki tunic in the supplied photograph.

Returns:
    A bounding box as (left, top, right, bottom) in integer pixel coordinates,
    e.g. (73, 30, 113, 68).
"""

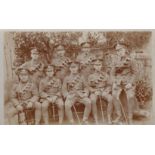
(51, 56, 71, 80)
(62, 74, 89, 98)
(20, 60, 44, 87)
(11, 80, 39, 108)
(39, 76, 62, 98)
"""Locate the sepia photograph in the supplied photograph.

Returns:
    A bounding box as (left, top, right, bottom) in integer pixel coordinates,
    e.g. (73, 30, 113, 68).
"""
(3, 31, 153, 125)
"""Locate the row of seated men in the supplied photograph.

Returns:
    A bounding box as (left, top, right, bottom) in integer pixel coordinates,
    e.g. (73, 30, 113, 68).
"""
(6, 42, 149, 125)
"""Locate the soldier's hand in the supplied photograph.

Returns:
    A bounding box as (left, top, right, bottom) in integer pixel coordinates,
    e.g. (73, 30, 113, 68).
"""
(47, 96, 57, 103)
(95, 90, 101, 96)
(29, 66, 36, 72)
(83, 92, 88, 97)
(126, 83, 132, 89)
(16, 105, 23, 112)
(27, 102, 33, 108)
(79, 91, 88, 98)
(41, 93, 48, 98)
(67, 92, 75, 99)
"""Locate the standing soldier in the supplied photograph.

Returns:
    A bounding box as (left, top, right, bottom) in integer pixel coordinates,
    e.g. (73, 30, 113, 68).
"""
(38, 65, 64, 125)
(7, 68, 39, 124)
(111, 42, 135, 124)
(20, 48, 44, 88)
(76, 42, 95, 78)
(88, 59, 113, 124)
(62, 62, 91, 124)
(51, 45, 71, 81)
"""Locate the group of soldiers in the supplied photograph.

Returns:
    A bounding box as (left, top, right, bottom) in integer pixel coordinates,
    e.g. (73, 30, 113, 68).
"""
(7, 40, 147, 125)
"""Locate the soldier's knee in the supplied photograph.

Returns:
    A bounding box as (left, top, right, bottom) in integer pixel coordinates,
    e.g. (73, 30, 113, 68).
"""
(65, 100, 72, 110)
(6, 102, 17, 117)
(42, 100, 49, 110)
(107, 94, 113, 103)
(127, 92, 135, 100)
(90, 94, 97, 104)
(112, 92, 120, 101)
(34, 102, 41, 110)
(56, 98, 64, 109)
(83, 98, 91, 106)
(7, 107, 17, 118)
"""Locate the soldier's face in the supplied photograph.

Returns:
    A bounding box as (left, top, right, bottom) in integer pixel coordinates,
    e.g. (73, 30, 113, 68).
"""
(94, 64, 102, 71)
(117, 48, 126, 57)
(70, 66, 78, 74)
(81, 47, 91, 53)
(31, 53, 39, 60)
(57, 50, 65, 57)
(19, 74, 29, 82)
(46, 70, 54, 77)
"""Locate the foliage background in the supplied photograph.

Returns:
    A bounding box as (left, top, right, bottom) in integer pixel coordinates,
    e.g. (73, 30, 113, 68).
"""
(4, 31, 152, 104)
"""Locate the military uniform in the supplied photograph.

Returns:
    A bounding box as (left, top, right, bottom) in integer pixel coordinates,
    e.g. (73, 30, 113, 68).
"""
(88, 60, 113, 124)
(62, 63, 91, 124)
(38, 65, 64, 124)
(8, 69, 39, 124)
(20, 49, 44, 88)
(112, 43, 135, 124)
(51, 45, 71, 81)
(76, 42, 95, 78)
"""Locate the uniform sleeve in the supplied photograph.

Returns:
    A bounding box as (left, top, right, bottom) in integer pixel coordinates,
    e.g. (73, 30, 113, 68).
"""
(39, 79, 48, 98)
(31, 83, 39, 96)
(126, 58, 136, 84)
(56, 79, 62, 97)
(20, 61, 29, 69)
(110, 54, 119, 78)
(57, 79, 62, 90)
(38, 62, 44, 72)
(29, 83, 39, 103)
(81, 76, 89, 94)
(105, 73, 112, 86)
(10, 84, 20, 107)
(11, 84, 17, 98)
(87, 75, 96, 93)
(62, 77, 68, 98)
(87, 75, 92, 86)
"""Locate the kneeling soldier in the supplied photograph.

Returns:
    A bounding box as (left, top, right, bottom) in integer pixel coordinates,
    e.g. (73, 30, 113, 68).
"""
(88, 59, 113, 124)
(38, 65, 64, 124)
(62, 62, 91, 124)
(7, 68, 39, 124)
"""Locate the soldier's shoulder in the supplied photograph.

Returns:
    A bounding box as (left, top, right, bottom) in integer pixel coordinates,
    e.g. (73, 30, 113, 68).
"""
(63, 75, 70, 81)
(40, 77, 47, 83)
(88, 72, 95, 78)
(80, 75, 87, 80)
(76, 53, 83, 61)
(20, 60, 31, 68)
(53, 76, 61, 82)
(26, 80, 35, 88)
(12, 81, 19, 89)
(65, 56, 71, 62)
(52, 57, 62, 66)
(24, 60, 31, 65)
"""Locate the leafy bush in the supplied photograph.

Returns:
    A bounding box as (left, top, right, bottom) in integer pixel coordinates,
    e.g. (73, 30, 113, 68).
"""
(135, 78, 152, 103)
(12, 31, 151, 67)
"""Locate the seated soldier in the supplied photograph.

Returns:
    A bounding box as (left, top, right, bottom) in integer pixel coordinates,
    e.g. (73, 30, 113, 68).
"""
(62, 62, 91, 124)
(37, 65, 64, 125)
(7, 68, 39, 125)
(88, 59, 113, 124)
